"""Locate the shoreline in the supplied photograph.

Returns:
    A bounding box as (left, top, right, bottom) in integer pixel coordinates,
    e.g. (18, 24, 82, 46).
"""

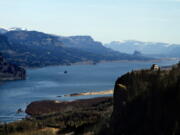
(25, 58, 180, 70)
(0, 90, 113, 123)
(0, 96, 113, 135)
(26, 96, 113, 116)
(59, 89, 113, 97)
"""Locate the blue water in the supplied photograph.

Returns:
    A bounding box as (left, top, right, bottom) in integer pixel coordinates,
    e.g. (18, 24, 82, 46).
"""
(0, 60, 178, 123)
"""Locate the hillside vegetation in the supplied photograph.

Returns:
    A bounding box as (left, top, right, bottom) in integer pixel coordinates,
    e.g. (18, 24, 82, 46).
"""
(0, 53, 25, 81)
(0, 97, 113, 135)
(111, 62, 180, 135)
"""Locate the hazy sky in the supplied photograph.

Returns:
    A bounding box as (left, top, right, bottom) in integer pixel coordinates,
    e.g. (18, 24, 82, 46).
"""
(0, 0, 180, 44)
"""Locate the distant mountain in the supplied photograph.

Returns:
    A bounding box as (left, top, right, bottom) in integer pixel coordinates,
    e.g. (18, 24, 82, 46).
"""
(0, 33, 101, 67)
(0, 29, 151, 67)
(58, 36, 119, 56)
(5, 30, 64, 47)
(105, 40, 180, 58)
(0, 53, 26, 81)
(0, 34, 11, 50)
(0, 28, 8, 34)
(167, 45, 180, 57)
(4, 29, 124, 57)
(0, 27, 28, 34)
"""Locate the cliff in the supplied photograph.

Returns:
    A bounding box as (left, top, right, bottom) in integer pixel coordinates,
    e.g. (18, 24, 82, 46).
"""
(0, 30, 151, 68)
(0, 53, 26, 81)
(111, 63, 180, 135)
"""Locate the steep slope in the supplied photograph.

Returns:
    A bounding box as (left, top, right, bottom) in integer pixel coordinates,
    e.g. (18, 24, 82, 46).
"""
(111, 63, 180, 135)
(0, 34, 12, 50)
(5, 30, 63, 47)
(5, 31, 123, 59)
(0, 28, 8, 34)
(0, 30, 150, 67)
(58, 35, 120, 56)
(0, 32, 103, 67)
(0, 53, 26, 81)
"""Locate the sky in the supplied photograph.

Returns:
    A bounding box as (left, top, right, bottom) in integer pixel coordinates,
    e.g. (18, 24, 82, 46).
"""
(0, 0, 180, 44)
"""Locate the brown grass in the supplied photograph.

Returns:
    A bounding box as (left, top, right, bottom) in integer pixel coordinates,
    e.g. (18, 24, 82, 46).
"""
(64, 90, 113, 97)
(9, 127, 58, 135)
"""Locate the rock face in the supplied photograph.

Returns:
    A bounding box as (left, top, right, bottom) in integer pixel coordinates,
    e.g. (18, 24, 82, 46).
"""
(111, 63, 180, 135)
(0, 53, 26, 81)
(0, 29, 151, 68)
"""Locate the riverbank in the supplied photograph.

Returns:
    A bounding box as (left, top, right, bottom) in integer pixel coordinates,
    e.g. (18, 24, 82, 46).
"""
(0, 96, 113, 135)
(26, 59, 163, 69)
(59, 89, 113, 97)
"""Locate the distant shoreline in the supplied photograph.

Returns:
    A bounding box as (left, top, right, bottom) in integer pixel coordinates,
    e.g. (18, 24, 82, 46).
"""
(0, 58, 178, 86)
(26, 58, 179, 70)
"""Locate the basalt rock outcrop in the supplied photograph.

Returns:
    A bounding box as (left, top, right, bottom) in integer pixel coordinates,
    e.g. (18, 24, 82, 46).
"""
(0, 53, 26, 81)
(111, 63, 180, 135)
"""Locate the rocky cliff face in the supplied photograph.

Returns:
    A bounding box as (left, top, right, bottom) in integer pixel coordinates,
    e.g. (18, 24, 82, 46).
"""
(0, 53, 26, 81)
(111, 63, 180, 135)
